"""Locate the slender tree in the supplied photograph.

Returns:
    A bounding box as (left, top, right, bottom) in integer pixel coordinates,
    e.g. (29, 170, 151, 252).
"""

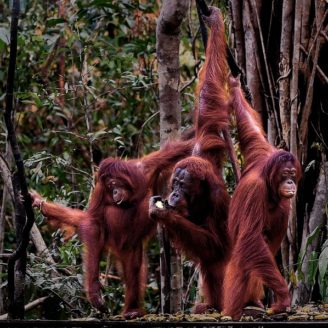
(156, 0, 189, 313)
(4, 0, 36, 318)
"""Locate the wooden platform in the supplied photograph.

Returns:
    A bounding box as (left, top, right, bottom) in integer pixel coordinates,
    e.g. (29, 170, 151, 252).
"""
(1, 321, 328, 328)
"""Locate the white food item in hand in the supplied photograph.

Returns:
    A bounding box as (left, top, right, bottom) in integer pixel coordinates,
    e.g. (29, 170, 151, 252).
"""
(155, 200, 164, 209)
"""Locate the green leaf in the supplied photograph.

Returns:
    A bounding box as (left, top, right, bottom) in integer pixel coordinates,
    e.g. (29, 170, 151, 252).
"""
(322, 239, 328, 249)
(114, 136, 125, 146)
(305, 225, 321, 248)
(17, 92, 43, 107)
(298, 226, 322, 273)
(43, 34, 60, 49)
(307, 251, 318, 285)
(112, 126, 122, 135)
(0, 27, 10, 45)
(90, 0, 113, 7)
(304, 160, 316, 173)
(46, 18, 66, 27)
(88, 130, 109, 142)
(319, 246, 328, 280)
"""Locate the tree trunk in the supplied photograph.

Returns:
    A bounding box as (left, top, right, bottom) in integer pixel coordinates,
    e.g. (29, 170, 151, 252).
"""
(156, 0, 188, 313)
(230, 0, 245, 72)
(157, 0, 188, 145)
(249, 0, 280, 143)
(299, 0, 326, 162)
(284, 0, 302, 277)
(11, 174, 27, 319)
(242, 0, 265, 122)
(278, 0, 294, 148)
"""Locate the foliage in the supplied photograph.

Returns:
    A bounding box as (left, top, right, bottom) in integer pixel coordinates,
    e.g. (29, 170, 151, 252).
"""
(319, 239, 328, 302)
(26, 235, 87, 318)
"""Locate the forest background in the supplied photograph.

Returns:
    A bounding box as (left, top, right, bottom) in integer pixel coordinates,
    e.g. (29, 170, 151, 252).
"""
(0, 0, 327, 320)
